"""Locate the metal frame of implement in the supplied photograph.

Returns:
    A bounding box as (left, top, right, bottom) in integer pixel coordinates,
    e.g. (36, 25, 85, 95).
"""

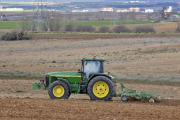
(113, 83, 161, 102)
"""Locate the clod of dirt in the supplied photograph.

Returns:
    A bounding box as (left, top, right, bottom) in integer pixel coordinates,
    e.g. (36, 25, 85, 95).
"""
(128, 97, 142, 102)
(141, 97, 150, 103)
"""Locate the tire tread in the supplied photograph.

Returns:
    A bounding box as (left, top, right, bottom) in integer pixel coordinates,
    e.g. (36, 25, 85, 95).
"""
(48, 80, 70, 99)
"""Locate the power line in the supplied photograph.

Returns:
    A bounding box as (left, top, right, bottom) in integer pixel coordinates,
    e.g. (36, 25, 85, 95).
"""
(31, 0, 50, 31)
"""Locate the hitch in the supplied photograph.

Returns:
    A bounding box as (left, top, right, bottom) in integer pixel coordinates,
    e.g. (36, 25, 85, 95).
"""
(32, 80, 45, 90)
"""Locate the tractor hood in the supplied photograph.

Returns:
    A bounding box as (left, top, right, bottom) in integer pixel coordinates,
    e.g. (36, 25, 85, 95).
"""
(46, 71, 81, 78)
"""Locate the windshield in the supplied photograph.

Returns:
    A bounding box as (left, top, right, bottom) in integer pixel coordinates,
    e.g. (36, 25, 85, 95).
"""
(82, 61, 102, 79)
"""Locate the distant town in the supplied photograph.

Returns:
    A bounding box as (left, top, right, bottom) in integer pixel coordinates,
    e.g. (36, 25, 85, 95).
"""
(0, 1, 179, 12)
(0, 1, 179, 22)
(71, 6, 172, 13)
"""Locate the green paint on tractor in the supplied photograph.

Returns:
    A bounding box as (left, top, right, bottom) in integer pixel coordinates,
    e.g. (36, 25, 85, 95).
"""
(47, 72, 81, 84)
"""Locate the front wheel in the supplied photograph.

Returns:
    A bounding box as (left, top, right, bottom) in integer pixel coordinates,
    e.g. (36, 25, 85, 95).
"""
(48, 81, 70, 99)
(87, 76, 115, 101)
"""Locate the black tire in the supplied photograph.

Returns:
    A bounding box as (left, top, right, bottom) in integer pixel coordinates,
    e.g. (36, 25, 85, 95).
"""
(87, 76, 115, 101)
(57, 79, 71, 97)
(48, 81, 70, 99)
(121, 94, 129, 102)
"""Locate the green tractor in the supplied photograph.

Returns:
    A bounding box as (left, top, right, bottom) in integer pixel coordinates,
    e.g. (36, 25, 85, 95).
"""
(32, 57, 115, 101)
(32, 56, 161, 102)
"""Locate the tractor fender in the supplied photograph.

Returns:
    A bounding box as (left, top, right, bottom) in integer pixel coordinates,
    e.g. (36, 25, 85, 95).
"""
(88, 74, 112, 84)
(89, 74, 112, 80)
(56, 78, 71, 95)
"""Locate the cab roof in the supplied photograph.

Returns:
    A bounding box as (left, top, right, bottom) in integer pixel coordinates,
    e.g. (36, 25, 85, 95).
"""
(81, 58, 105, 61)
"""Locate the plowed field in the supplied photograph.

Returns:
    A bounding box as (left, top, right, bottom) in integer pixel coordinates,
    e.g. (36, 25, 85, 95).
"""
(0, 35, 180, 119)
(1, 36, 180, 82)
(0, 98, 180, 120)
(0, 78, 180, 120)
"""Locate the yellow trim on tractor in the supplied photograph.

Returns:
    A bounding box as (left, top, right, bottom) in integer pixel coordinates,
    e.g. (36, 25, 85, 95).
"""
(51, 75, 81, 77)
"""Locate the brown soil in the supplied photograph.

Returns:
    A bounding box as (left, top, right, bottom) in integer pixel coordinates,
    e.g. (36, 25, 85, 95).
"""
(0, 77, 180, 120)
(1, 36, 180, 82)
(1, 35, 180, 119)
(0, 98, 180, 120)
(31, 33, 180, 40)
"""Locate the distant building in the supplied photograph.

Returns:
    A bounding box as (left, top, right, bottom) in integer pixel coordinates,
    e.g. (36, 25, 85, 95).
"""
(116, 9, 130, 12)
(145, 9, 154, 13)
(82, 9, 88, 12)
(116, 7, 140, 12)
(129, 7, 140, 12)
(101, 7, 113, 12)
(72, 9, 89, 12)
(6, 8, 23, 11)
(0, 7, 24, 11)
(72, 10, 80, 12)
(164, 6, 172, 12)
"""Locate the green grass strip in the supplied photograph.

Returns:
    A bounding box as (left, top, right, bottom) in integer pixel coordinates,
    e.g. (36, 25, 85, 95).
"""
(0, 70, 44, 78)
(0, 20, 149, 29)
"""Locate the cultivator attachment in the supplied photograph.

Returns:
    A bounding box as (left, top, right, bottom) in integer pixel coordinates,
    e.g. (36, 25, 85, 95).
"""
(118, 83, 161, 103)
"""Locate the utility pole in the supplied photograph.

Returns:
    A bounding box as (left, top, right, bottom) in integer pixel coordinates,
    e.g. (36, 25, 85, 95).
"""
(31, 0, 50, 31)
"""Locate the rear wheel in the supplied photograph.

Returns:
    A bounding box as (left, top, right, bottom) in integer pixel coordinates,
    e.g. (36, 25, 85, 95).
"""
(121, 94, 129, 102)
(87, 76, 115, 101)
(48, 81, 70, 99)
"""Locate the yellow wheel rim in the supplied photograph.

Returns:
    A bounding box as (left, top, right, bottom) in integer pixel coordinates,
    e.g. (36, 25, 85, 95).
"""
(53, 85, 65, 97)
(93, 81, 109, 98)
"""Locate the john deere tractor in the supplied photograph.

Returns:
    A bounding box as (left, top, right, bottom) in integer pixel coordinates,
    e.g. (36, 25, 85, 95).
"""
(32, 57, 115, 101)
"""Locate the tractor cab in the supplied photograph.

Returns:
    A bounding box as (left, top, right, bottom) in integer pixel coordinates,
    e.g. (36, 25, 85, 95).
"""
(79, 57, 105, 81)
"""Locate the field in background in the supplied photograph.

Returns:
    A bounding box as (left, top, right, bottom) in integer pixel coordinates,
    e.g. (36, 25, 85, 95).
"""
(0, 21, 149, 28)
(1, 36, 180, 82)
(0, 21, 178, 33)
(0, 21, 21, 28)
